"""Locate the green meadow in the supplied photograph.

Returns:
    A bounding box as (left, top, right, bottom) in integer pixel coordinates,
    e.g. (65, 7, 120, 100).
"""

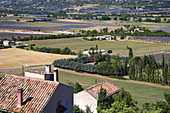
(23, 38, 170, 55)
(0, 68, 169, 108)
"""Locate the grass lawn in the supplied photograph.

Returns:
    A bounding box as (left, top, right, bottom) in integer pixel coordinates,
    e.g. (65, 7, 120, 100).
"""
(24, 38, 170, 55)
(0, 68, 169, 108)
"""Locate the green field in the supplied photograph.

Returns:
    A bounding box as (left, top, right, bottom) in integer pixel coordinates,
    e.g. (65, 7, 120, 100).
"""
(24, 38, 170, 55)
(1, 68, 170, 108)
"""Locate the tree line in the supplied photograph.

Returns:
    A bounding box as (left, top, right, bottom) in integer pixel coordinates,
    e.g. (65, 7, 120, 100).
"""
(128, 54, 170, 85)
(29, 46, 76, 55)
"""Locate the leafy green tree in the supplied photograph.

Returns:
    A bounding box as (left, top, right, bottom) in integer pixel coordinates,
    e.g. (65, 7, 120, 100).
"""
(98, 89, 138, 113)
(85, 105, 92, 113)
(164, 18, 167, 22)
(16, 19, 20, 21)
(97, 87, 109, 110)
(138, 17, 142, 22)
(95, 61, 113, 75)
(60, 47, 71, 54)
(11, 36, 16, 41)
(164, 93, 170, 105)
(93, 54, 102, 61)
(96, 44, 98, 50)
(73, 105, 84, 113)
(78, 50, 82, 58)
(113, 34, 116, 40)
(74, 65, 81, 72)
(74, 82, 84, 93)
(112, 89, 137, 108)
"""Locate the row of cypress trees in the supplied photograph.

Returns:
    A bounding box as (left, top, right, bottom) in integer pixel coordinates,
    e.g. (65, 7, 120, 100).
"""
(127, 47, 170, 85)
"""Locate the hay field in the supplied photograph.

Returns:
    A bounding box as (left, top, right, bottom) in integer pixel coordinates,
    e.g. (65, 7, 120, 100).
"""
(0, 48, 76, 69)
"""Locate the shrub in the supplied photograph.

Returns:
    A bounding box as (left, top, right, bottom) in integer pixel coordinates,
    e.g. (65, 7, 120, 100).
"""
(74, 65, 81, 72)
(52, 59, 95, 73)
(107, 50, 112, 53)
(74, 82, 84, 93)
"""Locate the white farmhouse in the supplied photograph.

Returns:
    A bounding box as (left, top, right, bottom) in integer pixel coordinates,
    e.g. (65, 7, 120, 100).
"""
(15, 41, 23, 45)
(3, 40, 16, 46)
(83, 49, 107, 56)
(96, 35, 112, 40)
(3, 40, 11, 46)
(74, 81, 121, 113)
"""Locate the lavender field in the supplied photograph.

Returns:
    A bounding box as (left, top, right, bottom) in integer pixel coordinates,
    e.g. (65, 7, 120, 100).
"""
(132, 36, 170, 41)
(0, 33, 50, 39)
(0, 19, 117, 31)
(150, 26, 170, 33)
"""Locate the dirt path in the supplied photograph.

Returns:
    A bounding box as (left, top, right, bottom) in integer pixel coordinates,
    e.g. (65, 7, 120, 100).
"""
(58, 68, 170, 89)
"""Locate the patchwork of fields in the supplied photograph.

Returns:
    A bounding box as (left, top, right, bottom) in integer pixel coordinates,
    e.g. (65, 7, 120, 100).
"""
(24, 38, 170, 55)
(0, 18, 118, 38)
(0, 16, 169, 110)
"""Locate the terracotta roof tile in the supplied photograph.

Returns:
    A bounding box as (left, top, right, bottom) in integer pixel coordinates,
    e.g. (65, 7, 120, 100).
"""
(85, 81, 121, 99)
(0, 74, 59, 113)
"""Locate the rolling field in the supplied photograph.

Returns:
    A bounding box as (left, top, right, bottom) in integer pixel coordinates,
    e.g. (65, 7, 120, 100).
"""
(0, 68, 169, 108)
(24, 38, 170, 55)
(0, 48, 76, 69)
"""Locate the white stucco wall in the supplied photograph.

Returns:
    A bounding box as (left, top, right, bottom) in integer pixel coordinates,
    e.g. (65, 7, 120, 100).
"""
(25, 72, 45, 79)
(74, 91, 97, 113)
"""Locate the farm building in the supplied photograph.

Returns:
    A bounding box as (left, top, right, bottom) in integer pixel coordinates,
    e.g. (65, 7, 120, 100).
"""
(96, 35, 112, 40)
(0, 65, 74, 113)
(3, 40, 23, 46)
(83, 49, 107, 56)
(3, 40, 14, 46)
(15, 41, 23, 45)
(74, 81, 121, 113)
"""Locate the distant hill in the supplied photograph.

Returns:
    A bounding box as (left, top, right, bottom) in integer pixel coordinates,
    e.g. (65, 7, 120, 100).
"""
(0, 0, 170, 11)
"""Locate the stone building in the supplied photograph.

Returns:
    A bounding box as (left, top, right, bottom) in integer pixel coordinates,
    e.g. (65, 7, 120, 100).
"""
(0, 65, 73, 113)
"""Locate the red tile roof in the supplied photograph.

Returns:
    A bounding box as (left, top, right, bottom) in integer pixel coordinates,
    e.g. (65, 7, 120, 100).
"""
(0, 74, 59, 113)
(85, 81, 121, 99)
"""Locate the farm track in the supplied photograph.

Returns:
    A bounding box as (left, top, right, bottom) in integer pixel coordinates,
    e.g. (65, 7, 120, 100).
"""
(58, 68, 170, 89)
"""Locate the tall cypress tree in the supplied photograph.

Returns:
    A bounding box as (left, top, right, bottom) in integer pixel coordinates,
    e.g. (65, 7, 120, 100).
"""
(126, 46, 133, 59)
(162, 55, 165, 83)
(138, 59, 143, 81)
(98, 87, 108, 110)
(164, 64, 168, 84)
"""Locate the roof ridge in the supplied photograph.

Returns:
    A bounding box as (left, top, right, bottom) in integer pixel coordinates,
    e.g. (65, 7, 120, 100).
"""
(0, 74, 60, 112)
(85, 80, 108, 91)
(5, 74, 59, 84)
(84, 81, 121, 99)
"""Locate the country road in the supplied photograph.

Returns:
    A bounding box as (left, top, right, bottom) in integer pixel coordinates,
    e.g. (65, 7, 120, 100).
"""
(119, 50, 170, 57)
(0, 65, 44, 72)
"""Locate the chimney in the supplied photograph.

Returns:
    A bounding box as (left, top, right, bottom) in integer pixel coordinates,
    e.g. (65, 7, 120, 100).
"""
(54, 68, 59, 82)
(45, 64, 51, 73)
(17, 87, 23, 107)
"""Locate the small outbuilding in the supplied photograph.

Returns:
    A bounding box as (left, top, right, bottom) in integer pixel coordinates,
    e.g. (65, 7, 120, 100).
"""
(74, 81, 121, 113)
(96, 35, 112, 40)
